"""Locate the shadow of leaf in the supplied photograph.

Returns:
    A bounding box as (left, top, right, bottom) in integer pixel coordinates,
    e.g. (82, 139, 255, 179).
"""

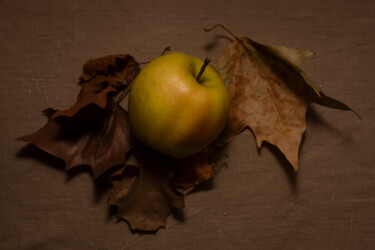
(260, 142, 298, 193)
(203, 35, 234, 52)
(16, 144, 111, 203)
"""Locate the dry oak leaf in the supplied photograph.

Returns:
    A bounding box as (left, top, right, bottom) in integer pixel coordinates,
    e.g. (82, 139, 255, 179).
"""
(108, 148, 185, 232)
(52, 54, 139, 119)
(18, 101, 134, 178)
(207, 25, 357, 171)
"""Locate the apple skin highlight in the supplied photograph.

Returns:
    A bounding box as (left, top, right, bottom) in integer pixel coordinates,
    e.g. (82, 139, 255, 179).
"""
(128, 52, 230, 158)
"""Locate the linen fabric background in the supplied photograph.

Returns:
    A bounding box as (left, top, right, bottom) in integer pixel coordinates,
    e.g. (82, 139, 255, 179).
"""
(1, 0, 374, 249)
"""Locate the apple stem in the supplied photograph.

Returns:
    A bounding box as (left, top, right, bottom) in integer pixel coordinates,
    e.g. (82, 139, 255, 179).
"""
(204, 24, 240, 41)
(196, 58, 211, 82)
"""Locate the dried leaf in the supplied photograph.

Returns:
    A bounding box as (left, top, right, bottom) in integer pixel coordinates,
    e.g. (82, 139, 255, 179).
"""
(212, 28, 357, 171)
(172, 151, 215, 190)
(80, 54, 140, 84)
(53, 55, 139, 119)
(18, 101, 134, 178)
(108, 148, 185, 231)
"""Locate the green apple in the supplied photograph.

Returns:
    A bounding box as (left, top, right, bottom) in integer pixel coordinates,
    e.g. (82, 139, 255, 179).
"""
(128, 52, 230, 158)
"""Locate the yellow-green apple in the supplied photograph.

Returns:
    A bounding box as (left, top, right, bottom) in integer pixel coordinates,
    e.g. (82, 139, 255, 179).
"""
(128, 52, 230, 158)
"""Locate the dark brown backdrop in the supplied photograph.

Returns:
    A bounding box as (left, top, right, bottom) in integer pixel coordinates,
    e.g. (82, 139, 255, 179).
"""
(1, 0, 374, 249)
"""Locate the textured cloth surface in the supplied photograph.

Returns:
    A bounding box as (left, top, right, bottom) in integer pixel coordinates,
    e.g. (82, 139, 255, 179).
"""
(1, 0, 374, 249)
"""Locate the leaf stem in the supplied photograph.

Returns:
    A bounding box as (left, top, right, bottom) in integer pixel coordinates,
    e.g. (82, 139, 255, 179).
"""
(116, 46, 172, 103)
(204, 24, 240, 41)
(161, 46, 171, 56)
(139, 46, 172, 65)
(115, 79, 134, 104)
(196, 58, 211, 82)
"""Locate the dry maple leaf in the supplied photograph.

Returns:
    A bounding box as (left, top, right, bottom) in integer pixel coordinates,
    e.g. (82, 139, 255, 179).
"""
(206, 25, 358, 171)
(108, 147, 185, 232)
(18, 101, 134, 178)
(52, 54, 139, 119)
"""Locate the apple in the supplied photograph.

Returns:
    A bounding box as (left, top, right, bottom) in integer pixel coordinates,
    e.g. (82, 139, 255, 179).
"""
(128, 52, 230, 158)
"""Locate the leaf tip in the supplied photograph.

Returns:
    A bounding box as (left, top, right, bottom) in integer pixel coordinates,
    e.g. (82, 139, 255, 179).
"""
(304, 50, 315, 58)
(292, 164, 299, 172)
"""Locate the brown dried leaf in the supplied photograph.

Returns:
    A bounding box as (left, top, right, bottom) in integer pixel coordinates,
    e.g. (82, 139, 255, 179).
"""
(108, 148, 185, 232)
(213, 34, 357, 171)
(80, 54, 140, 84)
(53, 55, 139, 119)
(18, 101, 134, 178)
(172, 151, 215, 190)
